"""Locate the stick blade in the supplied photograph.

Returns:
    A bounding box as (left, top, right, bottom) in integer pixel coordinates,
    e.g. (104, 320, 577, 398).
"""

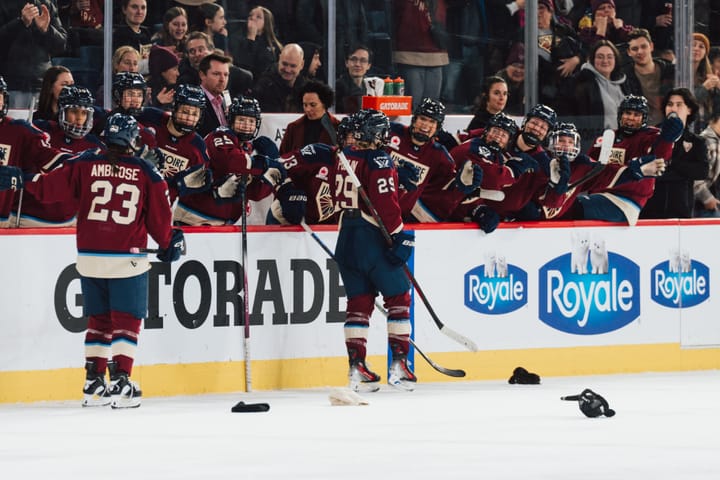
(440, 325, 479, 352)
(479, 189, 505, 202)
(597, 129, 615, 164)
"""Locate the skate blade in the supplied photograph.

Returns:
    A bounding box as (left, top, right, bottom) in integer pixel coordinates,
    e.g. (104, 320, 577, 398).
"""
(110, 397, 141, 409)
(387, 379, 416, 392)
(350, 381, 380, 393)
(82, 395, 111, 407)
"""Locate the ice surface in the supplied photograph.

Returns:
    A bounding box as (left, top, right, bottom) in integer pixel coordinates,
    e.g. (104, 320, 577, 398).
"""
(1, 371, 718, 479)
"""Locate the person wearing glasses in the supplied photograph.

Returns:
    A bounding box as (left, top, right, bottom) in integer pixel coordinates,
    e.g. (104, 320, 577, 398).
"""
(335, 45, 381, 114)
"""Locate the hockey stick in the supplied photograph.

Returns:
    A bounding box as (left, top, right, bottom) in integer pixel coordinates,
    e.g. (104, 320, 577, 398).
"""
(241, 175, 252, 392)
(336, 151, 478, 351)
(300, 221, 466, 377)
(14, 97, 36, 228)
(597, 129, 615, 165)
(130, 245, 187, 255)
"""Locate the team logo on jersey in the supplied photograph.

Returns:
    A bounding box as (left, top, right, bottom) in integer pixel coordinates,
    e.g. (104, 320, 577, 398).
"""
(464, 252, 527, 314)
(474, 144, 492, 158)
(0, 143, 12, 165)
(300, 144, 317, 156)
(373, 157, 391, 169)
(650, 249, 709, 308)
(389, 152, 429, 185)
(538, 233, 640, 335)
(159, 148, 191, 177)
(607, 147, 625, 165)
(315, 181, 336, 221)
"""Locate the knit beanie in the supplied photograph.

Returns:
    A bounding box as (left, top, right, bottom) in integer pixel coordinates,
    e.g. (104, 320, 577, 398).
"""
(149, 45, 179, 78)
(693, 33, 711, 54)
(539, 0, 555, 11)
(591, 0, 615, 13)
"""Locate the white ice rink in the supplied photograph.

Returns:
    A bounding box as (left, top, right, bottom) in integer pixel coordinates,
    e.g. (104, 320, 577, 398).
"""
(1, 370, 718, 479)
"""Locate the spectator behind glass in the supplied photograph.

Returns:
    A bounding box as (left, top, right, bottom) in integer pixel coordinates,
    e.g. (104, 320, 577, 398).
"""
(151, 6, 189, 57)
(113, 0, 151, 62)
(193, 2, 229, 56)
(65, 0, 104, 54)
(95, 46, 141, 107)
(533, 0, 584, 116)
(495, 43, 525, 117)
(691, 33, 720, 133)
(232, 5, 283, 84)
(148, 45, 180, 111)
(467, 76, 508, 131)
(622, 28, 675, 126)
(253, 43, 306, 113)
(299, 42, 323, 82)
(33, 66, 74, 122)
(578, 0, 634, 50)
(0, 0, 68, 109)
(279, 80, 340, 154)
(572, 40, 626, 130)
(392, 0, 449, 110)
(695, 114, 720, 217)
(335, 45, 378, 114)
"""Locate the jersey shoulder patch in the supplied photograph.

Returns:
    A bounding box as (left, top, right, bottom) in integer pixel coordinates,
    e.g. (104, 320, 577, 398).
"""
(365, 150, 393, 170)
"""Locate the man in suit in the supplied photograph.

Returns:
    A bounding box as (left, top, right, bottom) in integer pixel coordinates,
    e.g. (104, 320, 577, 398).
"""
(178, 32, 253, 101)
(196, 53, 231, 137)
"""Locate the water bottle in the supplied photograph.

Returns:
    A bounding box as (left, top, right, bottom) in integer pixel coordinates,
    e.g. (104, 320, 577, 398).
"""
(383, 77, 394, 96)
(393, 77, 405, 96)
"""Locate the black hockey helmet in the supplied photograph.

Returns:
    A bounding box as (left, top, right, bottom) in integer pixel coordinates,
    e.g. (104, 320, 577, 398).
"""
(227, 95, 261, 141)
(352, 109, 390, 147)
(58, 86, 95, 139)
(411, 97, 445, 143)
(482, 112, 518, 152)
(547, 122, 581, 160)
(617, 94, 649, 135)
(172, 84, 206, 134)
(521, 104, 557, 146)
(112, 72, 146, 115)
(103, 113, 139, 149)
(0, 75, 8, 118)
(337, 113, 359, 147)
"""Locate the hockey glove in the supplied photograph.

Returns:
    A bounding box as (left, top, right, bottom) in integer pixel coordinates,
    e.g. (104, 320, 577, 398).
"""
(212, 174, 244, 203)
(471, 205, 500, 233)
(386, 231, 415, 266)
(455, 160, 483, 194)
(252, 155, 287, 187)
(175, 164, 213, 196)
(137, 144, 164, 171)
(515, 201, 542, 221)
(0, 166, 24, 191)
(276, 181, 308, 225)
(548, 155, 571, 194)
(396, 161, 421, 192)
(435, 129, 460, 150)
(157, 228, 186, 263)
(659, 113, 684, 143)
(628, 154, 666, 179)
(506, 153, 538, 177)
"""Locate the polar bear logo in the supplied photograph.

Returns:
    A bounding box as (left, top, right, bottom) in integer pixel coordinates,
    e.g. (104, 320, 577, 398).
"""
(484, 252, 497, 278)
(589, 237, 609, 274)
(570, 231, 590, 274)
(495, 255, 508, 278)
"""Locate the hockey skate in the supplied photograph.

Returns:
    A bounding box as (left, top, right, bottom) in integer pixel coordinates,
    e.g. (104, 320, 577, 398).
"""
(348, 360, 381, 393)
(82, 362, 111, 407)
(108, 363, 141, 409)
(388, 354, 417, 392)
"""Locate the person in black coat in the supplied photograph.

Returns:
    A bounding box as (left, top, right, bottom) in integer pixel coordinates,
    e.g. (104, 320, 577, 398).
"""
(641, 88, 709, 219)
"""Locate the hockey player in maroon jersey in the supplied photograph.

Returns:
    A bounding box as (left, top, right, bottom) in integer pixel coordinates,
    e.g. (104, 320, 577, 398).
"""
(570, 94, 682, 224)
(483, 104, 564, 221)
(0, 114, 185, 409)
(385, 98, 482, 223)
(23, 86, 105, 227)
(515, 122, 667, 221)
(268, 115, 361, 225)
(136, 84, 213, 206)
(175, 96, 281, 225)
(333, 109, 417, 392)
(0, 76, 71, 227)
(447, 112, 538, 231)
